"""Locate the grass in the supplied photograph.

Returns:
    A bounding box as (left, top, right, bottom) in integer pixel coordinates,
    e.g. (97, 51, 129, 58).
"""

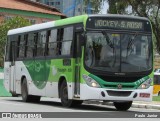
(153, 96, 160, 101)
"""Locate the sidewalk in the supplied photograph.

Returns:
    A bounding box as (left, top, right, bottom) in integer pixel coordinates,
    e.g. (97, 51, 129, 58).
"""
(132, 101, 160, 110)
(84, 101, 160, 110)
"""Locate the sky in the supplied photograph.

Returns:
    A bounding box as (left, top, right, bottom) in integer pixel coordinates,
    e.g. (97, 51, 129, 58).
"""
(101, 1, 108, 14)
(100, 1, 132, 14)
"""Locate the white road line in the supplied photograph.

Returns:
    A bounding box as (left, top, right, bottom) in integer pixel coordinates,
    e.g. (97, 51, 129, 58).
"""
(0, 101, 23, 106)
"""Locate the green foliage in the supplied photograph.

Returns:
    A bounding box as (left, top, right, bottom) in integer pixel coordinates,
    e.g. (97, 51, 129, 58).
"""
(83, 0, 103, 13)
(0, 16, 30, 67)
(125, 0, 160, 53)
(153, 96, 160, 101)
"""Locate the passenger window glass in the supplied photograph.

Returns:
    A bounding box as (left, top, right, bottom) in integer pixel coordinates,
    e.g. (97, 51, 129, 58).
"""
(61, 27, 73, 55)
(18, 35, 25, 58)
(26, 33, 35, 58)
(48, 29, 57, 56)
(36, 31, 46, 57)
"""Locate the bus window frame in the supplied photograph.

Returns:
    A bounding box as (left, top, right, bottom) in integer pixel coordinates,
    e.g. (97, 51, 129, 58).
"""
(7, 23, 84, 61)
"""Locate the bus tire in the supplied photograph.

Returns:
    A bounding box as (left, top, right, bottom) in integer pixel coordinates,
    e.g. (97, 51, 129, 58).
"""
(21, 78, 41, 102)
(158, 92, 160, 96)
(21, 78, 31, 102)
(113, 101, 132, 111)
(60, 81, 73, 107)
(60, 80, 83, 107)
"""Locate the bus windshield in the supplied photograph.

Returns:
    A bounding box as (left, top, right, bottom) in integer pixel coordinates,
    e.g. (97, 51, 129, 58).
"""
(85, 31, 152, 73)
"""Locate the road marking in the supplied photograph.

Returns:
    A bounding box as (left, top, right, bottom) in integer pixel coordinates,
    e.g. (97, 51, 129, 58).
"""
(0, 101, 23, 106)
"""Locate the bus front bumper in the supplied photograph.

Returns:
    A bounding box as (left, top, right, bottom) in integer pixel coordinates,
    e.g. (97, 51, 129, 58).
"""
(80, 84, 153, 102)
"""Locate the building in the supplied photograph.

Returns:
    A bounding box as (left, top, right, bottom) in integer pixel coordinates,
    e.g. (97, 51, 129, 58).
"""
(31, 0, 96, 17)
(0, 0, 65, 24)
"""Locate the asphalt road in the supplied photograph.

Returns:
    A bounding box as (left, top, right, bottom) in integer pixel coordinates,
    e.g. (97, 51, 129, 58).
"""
(0, 97, 160, 112)
(0, 97, 160, 121)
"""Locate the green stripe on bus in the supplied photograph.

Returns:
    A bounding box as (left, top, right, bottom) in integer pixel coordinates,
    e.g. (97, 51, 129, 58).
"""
(54, 15, 88, 27)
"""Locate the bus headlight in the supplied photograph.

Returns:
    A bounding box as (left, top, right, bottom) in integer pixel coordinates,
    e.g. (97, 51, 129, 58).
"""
(138, 78, 152, 89)
(82, 75, 101, 88)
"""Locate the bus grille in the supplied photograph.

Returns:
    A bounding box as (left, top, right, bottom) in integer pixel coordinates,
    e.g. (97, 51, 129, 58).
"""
(97, 75, 142, 83)
(107, 90, 132, 97)
(103, 85, 135, 89)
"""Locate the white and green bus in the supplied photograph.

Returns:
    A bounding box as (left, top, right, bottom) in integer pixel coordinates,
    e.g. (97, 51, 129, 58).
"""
(4, 14, 153, 111)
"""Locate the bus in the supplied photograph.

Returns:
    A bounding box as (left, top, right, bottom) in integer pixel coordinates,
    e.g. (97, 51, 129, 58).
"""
(153, 72, 160, 96)
(4, 14, 153, 111)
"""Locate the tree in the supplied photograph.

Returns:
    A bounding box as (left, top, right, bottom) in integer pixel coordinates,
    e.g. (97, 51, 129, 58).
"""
(0, 16, 30, 67)
(83, 0, 103, 13)
(126, 0, 160, 53)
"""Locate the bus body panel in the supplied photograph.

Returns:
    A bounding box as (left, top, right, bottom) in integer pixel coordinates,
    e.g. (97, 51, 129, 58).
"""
(80, 84, 153, 101)
(13, 59, 76, 98)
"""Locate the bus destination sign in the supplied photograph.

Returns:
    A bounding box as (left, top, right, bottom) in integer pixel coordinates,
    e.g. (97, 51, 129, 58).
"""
(89, 19, 144, 30)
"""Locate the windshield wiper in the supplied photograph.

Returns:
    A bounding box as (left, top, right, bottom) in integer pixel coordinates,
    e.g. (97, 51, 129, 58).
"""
(126, 33, 138, 57)
(102, 31, 117, 67)
(102, 31, 114, 48)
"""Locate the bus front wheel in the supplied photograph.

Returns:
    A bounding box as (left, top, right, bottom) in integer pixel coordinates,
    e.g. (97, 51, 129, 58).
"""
(60, 81, 83, 107)
(113, 101, 132, 111)
(60, 81, 73, 107)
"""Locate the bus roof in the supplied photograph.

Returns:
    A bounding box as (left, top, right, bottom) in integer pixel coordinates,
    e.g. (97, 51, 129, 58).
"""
(7, 14, 149, 36)
(7, 15, 88, 35)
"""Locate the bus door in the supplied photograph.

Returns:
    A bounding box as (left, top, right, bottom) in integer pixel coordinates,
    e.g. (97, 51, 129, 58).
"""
(74, 32, 84, 97)
(9, 41, 16, 93)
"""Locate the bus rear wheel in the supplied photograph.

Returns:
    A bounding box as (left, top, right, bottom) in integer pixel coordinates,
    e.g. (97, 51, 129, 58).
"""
(21, 78, 41, 102)
(60, 81, 83, 107)
(113, 101, 132, 111)
(21, 78, 30, 102)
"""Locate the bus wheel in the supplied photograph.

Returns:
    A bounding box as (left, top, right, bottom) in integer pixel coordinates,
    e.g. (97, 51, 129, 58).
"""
(21, 78, 31, 102)
(113, 101, 132, 111)
(158, 92, 160, 96)
(60, 81, 73, 107)
(21, 78, 41, 102)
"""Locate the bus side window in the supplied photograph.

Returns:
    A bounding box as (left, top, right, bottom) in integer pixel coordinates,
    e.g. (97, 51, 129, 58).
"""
(36, 31, 46, 57)
(5, 37, 11, 61)
(57, 28, 63, 55)
(17, 35, 25, 58)
(158, 76, 160, 85)
(61, 26, 73, 56)
(26, 33, 35, 58)
(154, 75, 158, 85)
(47, 29, 58, 56)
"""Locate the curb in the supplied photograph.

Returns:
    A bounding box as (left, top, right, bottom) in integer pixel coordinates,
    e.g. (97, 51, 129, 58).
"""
(84, 101, 160, 110)
(132, 103, 160, 110)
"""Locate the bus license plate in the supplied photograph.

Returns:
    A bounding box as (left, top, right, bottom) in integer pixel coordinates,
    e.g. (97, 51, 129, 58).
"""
(139, 93, 150, 98)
